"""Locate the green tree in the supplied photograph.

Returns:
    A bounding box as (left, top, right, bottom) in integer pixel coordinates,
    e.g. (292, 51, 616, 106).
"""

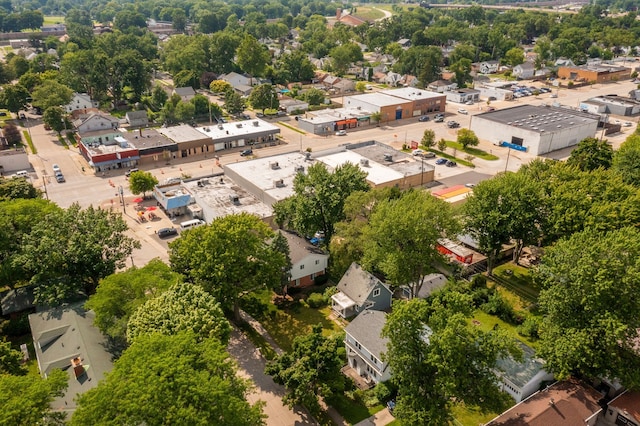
(0, 177, 40, 200)
(248, 83, 278, 113)
(224, 90, 245, 115)
(329, 43, 363, 76)
(612, 134, 640, 186)
(363, 190, 459, 298)
(355, 81, 367, 92)
(169, 213, 285, 321)
(437, 138, 447, 152)
(302, 88, 325, 106)
(456, 128, 479, 150)
(265, 324, 343, 416)
(127, 282, 231, 344)
(128, 170, 158, 198)
(71, 333, 265, 426)
(449, 59, 472, 87)
(503, 47, 525, 67)
(277, 51, 315, 83)
(271, 231, 292, 295)
(236, 34, 270, 82)
(421, 129, 436, 148)
(566, 137, 613, 171)
(0, 83, 30, 113)
(383, 296, 518, 425)
(210, 80, 232, 94)
(150, 85, 168, 110)
(0, 339, 25, 375)
(0, 369, 67, 425)
(31, 80, 73, 111)
(175, 100, 196, 122)
(16, 203, 140, 305)
(395, 46, 442, 86)
(85, 259, 181, 341)
(536, 227, 640, 388)
(273, 162, 369, 246)
(2, 122, 22, 145)
(42, 106, 66, 135)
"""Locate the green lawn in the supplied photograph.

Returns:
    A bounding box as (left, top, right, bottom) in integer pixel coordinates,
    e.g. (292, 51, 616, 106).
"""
(240, 288, 342, 352)
(451, 403, 501, 426)
(429, 148, 475, 168)
(445, 141, 499, 161)
(471, 310, 539, 350)
(352, 7, 386, 20)
(327, 392, 384, 425)
(43, 16, 65, 25)
(489, 262, 540, 304)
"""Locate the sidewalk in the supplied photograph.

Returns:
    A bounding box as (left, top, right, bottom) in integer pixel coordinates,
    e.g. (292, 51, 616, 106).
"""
(353, 408, 395, 426)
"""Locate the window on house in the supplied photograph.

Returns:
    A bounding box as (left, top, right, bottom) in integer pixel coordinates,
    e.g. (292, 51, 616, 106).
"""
(315, 260, 319, 265)
(370, 354, 377, 364)
(373, 288, 380, 297)
(300, 265, 304, 270)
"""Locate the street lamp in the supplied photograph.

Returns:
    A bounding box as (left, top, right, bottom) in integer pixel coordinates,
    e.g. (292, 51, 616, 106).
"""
(118, 185, 126, 214)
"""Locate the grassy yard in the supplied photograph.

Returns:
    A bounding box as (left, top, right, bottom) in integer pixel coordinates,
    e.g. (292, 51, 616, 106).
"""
(352, 7, 386, 20)
(445, 141, 499, 161)
(240, 288, 342, 352)
(451, 402, 501, 426)
(328, 392, 384, 425)
(471, 310, 539, 350)
(429, 148, 475, 168)
(43, 16, 65, 25)
(489, 262, 540, 304)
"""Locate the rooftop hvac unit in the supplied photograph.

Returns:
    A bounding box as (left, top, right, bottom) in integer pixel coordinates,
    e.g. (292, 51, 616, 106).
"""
(218, 124, 223, 129)
(304, 152, 311, 160)
(270, 161, 280, 170)
(295, 166, 305, 174)
(236, 123, 242, 128)
(384, 154, 393, 162)
(229, 194, 240, 204)
(274, 179, 285, 188)
(253, 121, 259, 126)
(360, 158, 369, 167)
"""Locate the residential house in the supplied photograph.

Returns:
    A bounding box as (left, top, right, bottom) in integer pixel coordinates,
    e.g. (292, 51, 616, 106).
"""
(399, 74, 419, 87)
(28, 303, 114, 416)
(279, 98, 309, 113)
(219, 72, 254, 88)
(281, 231, 328, 288)
(397, 38, 411, 49)
(383, 72, 402, 87)
(486, 378, 603, 426)
(344, 310, 391, 387)
(554, 57, 575, 67)
(73, 113, 120, 134)
(331, 262, 392, 318)
(513, 62, 536, 79)
(427, 80, 457, 93)
(478, 60, 500, 74)
(65, 93, 99, 113)
(125, 110, 149, 127)
(603, 390, 640, 426)
(401, 273, 447, 299)
(495, 343, 555, 403)
(173, 87, 196, 102)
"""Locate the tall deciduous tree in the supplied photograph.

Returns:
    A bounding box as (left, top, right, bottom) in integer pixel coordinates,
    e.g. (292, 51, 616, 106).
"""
(224, 90, 245, 115)
(0, 369, 67, 425)
(456, 128, 479, 150)
(363, 190, 459, 298)
(85, 259, 181, 341)
(236, 34, 270, 82)
(421, 129, 436, 148)
(42, 106, 66, 135)
(16, 203, 140, 305)
(536, 227, 640, 388)
(265, 324, 343, 416)
(169, 213, 285, 321)
(127, 282, 231, 344)
(613, 134, 640, 186)
(71, 333, 265, 426)
(383, 295, 518, 425)
(0, 339, 25, 375)
(271, 231, 292, 295)
(273, 162, 369, 246)
(0, 83, 30, 112)
(31, 80, 73, 111)
(248, 83, 278, 113)
(128, 170, 158, 198)
(566, 137, 613, 171)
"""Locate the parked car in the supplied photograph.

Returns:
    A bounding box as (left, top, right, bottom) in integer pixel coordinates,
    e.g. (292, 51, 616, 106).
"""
(386, 400, 396, 414)
(240, 149, 253, 156)
(550, 93, 558, 98)
(446, 160, 457, 167)
(488, 96, 497, 101)
(457, 108, 468, 115)
(157, 227, 178, 239)
(447, 121, 460, 128)
(55, 173, 65, 183)
(423, 152, 436, 158)
(125, 168, 139, 177)
(18, 113, 26, 119)
(412, 149, 425, 156)
(435, 158, 448, 165)
(465, 100, 474, 105)
(336, 130, 347, 136)
(624, 122, 633, 127)
(418, 115, 429, 122)
(486, 107, 496, 112)
(434, 116, 445, 123)
(52, 164, 61, 173)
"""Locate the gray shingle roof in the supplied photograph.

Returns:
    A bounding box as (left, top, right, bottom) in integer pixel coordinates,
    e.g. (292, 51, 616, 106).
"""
(337, 262, 386, 305)
(345, 310, 389, 361)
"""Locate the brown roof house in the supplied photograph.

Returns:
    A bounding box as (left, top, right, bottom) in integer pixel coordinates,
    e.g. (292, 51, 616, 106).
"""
(281, 231, 328, 289)
(603, 390, 640, 426)
(486, 379, 604, 426)
(331, 262, 392, 318)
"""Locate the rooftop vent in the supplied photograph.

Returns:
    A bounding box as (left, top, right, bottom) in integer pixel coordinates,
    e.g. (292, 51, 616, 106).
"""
(274, 179, 285, 188)
(218, 124, 223, 130)
(360, 158, 370, 167)
(295, 166, 305, 174)
(383, 154, 393, 162)
(304, 152, 311, 160)
(229, 194, 239, 204)
(253, 121, 259, 126)
(270, 161, 280, 170)
(236, 123, 242, 128)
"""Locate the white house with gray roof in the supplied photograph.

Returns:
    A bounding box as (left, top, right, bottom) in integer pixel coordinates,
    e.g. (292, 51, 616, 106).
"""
(495, 342, 554, 402)
(280, 231, 328, 288)
(344, 310, 391, 386)
(331, 262, 392, 318)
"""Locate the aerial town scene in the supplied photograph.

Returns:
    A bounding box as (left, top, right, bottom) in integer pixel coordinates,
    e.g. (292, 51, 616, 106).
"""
(2, 0, 640, 425)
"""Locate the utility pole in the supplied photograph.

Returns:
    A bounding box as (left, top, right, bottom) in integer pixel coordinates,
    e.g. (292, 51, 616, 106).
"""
(41, 172, 48, 200)
(118, 185, 126, 214)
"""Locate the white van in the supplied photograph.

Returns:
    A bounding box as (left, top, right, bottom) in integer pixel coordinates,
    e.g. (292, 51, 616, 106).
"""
(179, 219, 205, 230)
(15, 170, 28, 178)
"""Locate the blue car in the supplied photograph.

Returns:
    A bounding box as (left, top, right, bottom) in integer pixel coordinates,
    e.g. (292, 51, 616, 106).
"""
(387, 400, 396, 414)
(435, 158, 447, 165)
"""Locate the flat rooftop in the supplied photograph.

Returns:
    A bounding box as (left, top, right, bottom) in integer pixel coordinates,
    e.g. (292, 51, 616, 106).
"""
(347, 141, 433, 178)
(319, 150, 405, 185)
(195, 118, 279, 140)
(304, 107, 373, 124)
(346, 92, 407, 107)
(182, 176, 273, 220)
(588, 95, 640, 107)
(119, 129, 175, 149)
(563, 64, 628, 73)
(158, 124, 210, 143)
(474, 104, 599, 134)
(380, 87, 445, 101)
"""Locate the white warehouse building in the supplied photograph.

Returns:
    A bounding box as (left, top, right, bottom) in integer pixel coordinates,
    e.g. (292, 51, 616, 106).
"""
(470, 105, 600, 155)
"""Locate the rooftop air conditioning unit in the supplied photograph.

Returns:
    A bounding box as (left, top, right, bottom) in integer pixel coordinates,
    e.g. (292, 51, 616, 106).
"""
(236, 123, 242, 128)
(229, 194, 240, 204)
(274, 179, 285, 188)
(360, 158, 369, 167)
(304, 152, 311, 160)
(384, 154, 393, 162)
(253, 121, 259, 126)
(295, 166, 305, 174)
(270, 161, 280, 170)
(218, 124, 223, 129)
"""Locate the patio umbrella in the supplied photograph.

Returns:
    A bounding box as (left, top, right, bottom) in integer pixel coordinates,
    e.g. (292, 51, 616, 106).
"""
(146, 206, 157, 211)
(132, 197, 144, 203)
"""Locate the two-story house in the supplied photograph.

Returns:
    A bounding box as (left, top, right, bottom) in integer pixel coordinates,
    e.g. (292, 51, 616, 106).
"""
(281, 231, 329, 288)
(478, 60, 500, 75)
(344, 310, 391, 386)
(65, 93, 99, 113)
(73, 113, 120, 134)
(173, 87, 196, 102)
(331, 262, 393, 318)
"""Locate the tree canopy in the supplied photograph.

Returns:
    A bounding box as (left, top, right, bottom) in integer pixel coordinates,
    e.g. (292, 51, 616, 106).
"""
(169, 212, 285, 321)
(248, 83, 278, 113)
(566, 137, 613, 171)
(127, 282, 231, 344)
(71, 332, 265, 426)
(128, 170, 159, 198)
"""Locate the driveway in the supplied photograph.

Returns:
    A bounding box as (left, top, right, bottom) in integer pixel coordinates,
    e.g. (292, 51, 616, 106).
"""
(227, 329, 317, 426)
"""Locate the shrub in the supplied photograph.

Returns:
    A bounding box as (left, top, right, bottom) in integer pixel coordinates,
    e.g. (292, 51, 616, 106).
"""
(323, 286, 338, 298)
(471, 287, 492, 308)
(374, 382, 394, 402)
(0, 314, 31, 337)
(307, 292, 327, 308)
(517, 316, 541, 339)
(470, 274, 487, 290)
(481, 291, 518, 323)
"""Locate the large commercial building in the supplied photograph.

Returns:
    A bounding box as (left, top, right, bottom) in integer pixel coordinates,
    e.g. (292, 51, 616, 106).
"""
(580, 95, 640, 117)
(470, 105, 600, 155)
(557, 64, 631, 83)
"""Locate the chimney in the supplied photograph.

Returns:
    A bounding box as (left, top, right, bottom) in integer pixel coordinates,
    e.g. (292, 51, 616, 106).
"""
(336, 8, 341, 19)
